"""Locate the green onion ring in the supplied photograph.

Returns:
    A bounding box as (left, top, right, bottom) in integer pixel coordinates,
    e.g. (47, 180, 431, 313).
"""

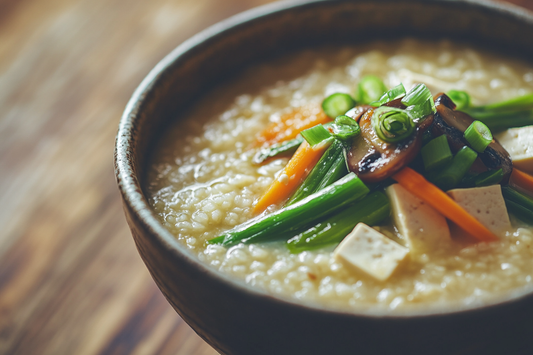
(371, 107, 415, 143)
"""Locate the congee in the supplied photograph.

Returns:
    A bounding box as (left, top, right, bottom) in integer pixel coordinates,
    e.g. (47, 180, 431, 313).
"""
(146, 39, 533, 311)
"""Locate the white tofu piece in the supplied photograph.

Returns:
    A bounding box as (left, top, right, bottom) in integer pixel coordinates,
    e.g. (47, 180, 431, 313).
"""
(447, 185, 511, 236)
(495, 126, 533, 174)
(334, 223, 408, 281)
(386, 184, 451, 253)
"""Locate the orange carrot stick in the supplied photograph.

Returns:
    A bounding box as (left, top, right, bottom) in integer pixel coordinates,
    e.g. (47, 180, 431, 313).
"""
(253, 141, 328, 214)
(255, 104, 331, 146)
(392, 167, 498, 242)
(510, 168, 533, 197)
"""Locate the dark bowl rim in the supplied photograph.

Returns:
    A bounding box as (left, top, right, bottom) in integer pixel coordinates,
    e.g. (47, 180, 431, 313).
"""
(115, 0, 533, 320)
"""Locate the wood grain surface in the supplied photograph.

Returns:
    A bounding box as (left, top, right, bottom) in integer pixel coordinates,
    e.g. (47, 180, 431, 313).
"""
(0, 0, 531, 354)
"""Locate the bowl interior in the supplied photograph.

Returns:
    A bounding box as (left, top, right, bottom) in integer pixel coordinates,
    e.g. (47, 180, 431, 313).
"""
(116, 0, 533, 317)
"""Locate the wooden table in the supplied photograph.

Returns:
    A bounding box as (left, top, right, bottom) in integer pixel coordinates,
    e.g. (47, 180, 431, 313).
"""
(0, 0, 531, 354)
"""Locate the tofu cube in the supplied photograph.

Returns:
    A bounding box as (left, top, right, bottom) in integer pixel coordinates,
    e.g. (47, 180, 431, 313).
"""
(386, 184, 451, 253)
(334, 223, 408, 281)
(447, 185, 511, 236)
(495, 126, 533, 174)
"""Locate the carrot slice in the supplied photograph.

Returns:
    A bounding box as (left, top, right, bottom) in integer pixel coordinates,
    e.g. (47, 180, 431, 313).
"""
(510, 168, 533, 197)
(253, 141, 328, 214)
(392, 167, 498, 242)
(255, 104, 331, 146)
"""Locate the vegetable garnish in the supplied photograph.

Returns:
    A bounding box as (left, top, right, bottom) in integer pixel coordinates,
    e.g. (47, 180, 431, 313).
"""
(464, 120, 493, 153)
(253, 140, 329, 214)
(474, 168, 504, 187)
(286, 191, 390, 253)
(287, 140, 347, 206)
(510, 168, 533, 196)
(402, 84, 435, 112)
(427, 146, 477, 191)
(321, 93, 356, 119)
(354, 75, 387, 105)
(212, 173, 370, 246)
(392, 167, 498, 242)
(467, 110, 533, 133)
(502, 186, 533, 224)
(253, 135, 303, 164)
(371, 107, 415, 143)
(447, 90, 471, 110)
(255, 104, 331, 146)
(371, 83, 406, 106)
(331, 115, 361, 142)
(421, 134, 452, 171)
(464, 92, 533, 132)
(300, 124, 333, 147)
(402, 83, 436, 119)
(480, 92, 533, 112)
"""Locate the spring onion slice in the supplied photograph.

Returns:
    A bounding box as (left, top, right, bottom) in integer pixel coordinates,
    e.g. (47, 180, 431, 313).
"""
(502, 186, 533, 224)
(505, 200, 533, 225)
(402, 83, 436, 118)
(253, 135, 303, 164)
(464, 120, 493, 153)
(467, 109, 533, 133)
(287, 140, 345, 205)
(371, 83, 406, 107)
(482, 93, 533, 112)
(331, 115, 361, 142)
(371, 106, 415, 143)
(354, 75, 388, 105)
(464, 92, 533, 132)
(300, 124, 333, 147)
(314, 150, 348, 192)
(210, 173, 369, 246)
(474, 168, 504, 187)
(406, 99, 434, 120)
(322, 93, 356, 119)
(447, 90, 471, 110)
(286, 191, 390, 253)
(427, 146, 478, 191)
(421, 135, 453, 171)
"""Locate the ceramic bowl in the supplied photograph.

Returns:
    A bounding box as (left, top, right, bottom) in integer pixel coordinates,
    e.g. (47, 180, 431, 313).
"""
(115, 1, 533, 354)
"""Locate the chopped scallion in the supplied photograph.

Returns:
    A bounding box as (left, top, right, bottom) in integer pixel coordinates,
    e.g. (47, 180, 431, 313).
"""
(371, 83, 406, 107)
(300, 124, 332, 147)
(474, 168, 504, 187)
(466, 109, 533, 133)
(253, 135, 303, 164)
(354, 75, 387, 105)
(447, 90, 471, 110)
(322, 93, 356, 118)
(421, 135, 452, 171)
(505, 200, 533, 224)
(502, 186, 533, 224)
(401, 83, 436, 118)
(482, 93, 533, 112)
(371, 106, 415, 143)
(427, 146, 478, 190)
(464, 120, 493, 153)
(406, 99, 435, 120)
(287, 140, 347, 205)
(331, 115, 361, 142)
(286, 191, 390, 253)
(464, 92, 533, 132)
(210, 173, 369, 246)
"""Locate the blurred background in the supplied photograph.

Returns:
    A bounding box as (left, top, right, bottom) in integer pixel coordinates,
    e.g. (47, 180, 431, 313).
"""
(0, 0, 531, 354)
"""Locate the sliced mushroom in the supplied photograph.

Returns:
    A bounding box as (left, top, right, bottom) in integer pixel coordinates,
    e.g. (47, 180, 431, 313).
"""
(432, 93, 512, 183)
(347, 108, 433, 183)
(345, 105, 373, 123)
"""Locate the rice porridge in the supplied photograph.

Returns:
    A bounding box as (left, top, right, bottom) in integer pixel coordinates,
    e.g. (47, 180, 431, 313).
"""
(146, 39, 533, 311)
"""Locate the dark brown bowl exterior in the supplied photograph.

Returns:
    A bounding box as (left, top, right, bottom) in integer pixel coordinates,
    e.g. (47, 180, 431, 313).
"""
(115, 1, 533, 354)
